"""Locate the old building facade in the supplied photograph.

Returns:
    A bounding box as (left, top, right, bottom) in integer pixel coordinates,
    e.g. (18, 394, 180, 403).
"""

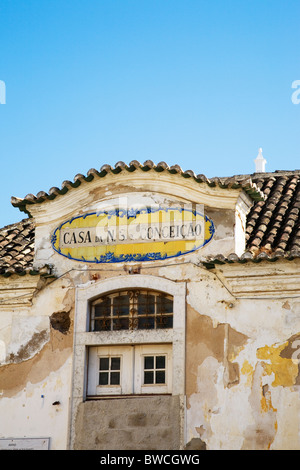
(0, 160, 300, 450)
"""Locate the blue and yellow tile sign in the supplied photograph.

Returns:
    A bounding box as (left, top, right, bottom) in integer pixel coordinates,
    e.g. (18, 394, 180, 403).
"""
(51, 205, 215, 263)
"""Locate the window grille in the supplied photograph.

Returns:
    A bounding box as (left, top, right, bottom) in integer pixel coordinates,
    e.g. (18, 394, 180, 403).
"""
(90, 289, 173, 332)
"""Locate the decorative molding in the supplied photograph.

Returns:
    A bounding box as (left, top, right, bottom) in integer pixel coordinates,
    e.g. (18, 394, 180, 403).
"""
(215, 263, 300, 298)
(0, 276, 41, 306)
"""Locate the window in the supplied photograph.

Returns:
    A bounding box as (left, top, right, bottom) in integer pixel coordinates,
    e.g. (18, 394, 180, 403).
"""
(87, 344, 172, 396)
(73, 275, 185, 439)
(99, 356, 121, 386)
(90, 289, 173, 332)
(144, 355, 166, 385)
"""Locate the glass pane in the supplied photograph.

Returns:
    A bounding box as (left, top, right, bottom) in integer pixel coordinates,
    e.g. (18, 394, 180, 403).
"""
(157, 315, 173, 329)
(110, 372, 120, 385)
(111, 357, 120, 370)
(94, 297, 111, 317)
(113, 294, 130, 317)
(156, 356, 165, 369)
(156, 371, 165, 384)
(144, 356, 154, 369)
(99, 372, 108, 385)
(113, 317, 129, 330)
(138, 317, 154, 329)
(100, 357, 109, 370)
(164, 297, 173, 313)
(144, 371, 154, 384)
(158, 296, 173, 314)
(137, 294, 155, 315)
(94, 319, 111, 331)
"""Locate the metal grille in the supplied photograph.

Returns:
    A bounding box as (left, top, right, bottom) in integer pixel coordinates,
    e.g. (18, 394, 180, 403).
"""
(90, 289, 173, 332)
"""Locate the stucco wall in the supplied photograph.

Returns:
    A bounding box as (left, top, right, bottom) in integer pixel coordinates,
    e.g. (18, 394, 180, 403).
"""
(1, 258, 300, 450)
(0, 274, 74, 450)
(73, 396, 181, 450)
(184, 260, 300, 450)
(1, 175, 300, 450)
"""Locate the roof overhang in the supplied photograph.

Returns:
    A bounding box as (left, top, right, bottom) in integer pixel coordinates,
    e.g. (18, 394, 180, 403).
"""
(11, 160, 265, 218)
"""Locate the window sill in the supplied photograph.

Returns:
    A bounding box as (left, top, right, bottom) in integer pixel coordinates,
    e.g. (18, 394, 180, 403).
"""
(85, 393, 172, 400)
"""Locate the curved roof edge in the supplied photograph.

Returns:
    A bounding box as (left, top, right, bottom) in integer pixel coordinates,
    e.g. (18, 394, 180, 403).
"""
(11, 160, 265, 216)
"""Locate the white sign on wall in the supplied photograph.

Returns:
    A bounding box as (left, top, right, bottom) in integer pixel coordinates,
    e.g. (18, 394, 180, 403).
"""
(0, 438, 50, 450)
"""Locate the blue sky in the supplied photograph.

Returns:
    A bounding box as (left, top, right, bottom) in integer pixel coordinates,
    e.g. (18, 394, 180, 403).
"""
(0, 0, 299, 227)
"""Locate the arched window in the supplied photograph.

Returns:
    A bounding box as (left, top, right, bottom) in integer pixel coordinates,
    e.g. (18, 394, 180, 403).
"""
(72, 275, 185, 411)
(90, 289, 173, 332)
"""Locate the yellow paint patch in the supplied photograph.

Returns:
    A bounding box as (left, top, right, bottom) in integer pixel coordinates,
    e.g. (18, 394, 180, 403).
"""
(241, 360, 254, 386)
(257, 343, 299, 387)
(261, 389, 277, 414)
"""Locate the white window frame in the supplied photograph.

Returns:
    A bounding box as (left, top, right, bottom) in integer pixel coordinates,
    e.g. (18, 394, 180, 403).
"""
(87, 344, 172, 396)
(87, 345, 133, 396)
(70, 275, 186, 448)
(135, 344, 172, 394)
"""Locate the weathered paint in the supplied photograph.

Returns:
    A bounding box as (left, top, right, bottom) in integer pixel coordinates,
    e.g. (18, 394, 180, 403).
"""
(73, 396, 181, 450)
(257, 337, 300, 387)
(1, 172, 300, 450)
(51, 205, 215, 263)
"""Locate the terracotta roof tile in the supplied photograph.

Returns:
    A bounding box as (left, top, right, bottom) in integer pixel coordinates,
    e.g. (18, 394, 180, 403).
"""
(246, 171, 300, 255)
(204, 170, 300, 268)
(10, 160, 265, 216)
(2, 167, 300, 273)
(0, 218, 36, 275)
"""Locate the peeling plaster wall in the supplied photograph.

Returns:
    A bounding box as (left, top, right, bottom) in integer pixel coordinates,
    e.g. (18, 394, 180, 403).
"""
(0, 358, 72, 450)
(73, 396, 181, 450)
(183, 261, 300, 450)
(0, 275, 74, 449)
(1, 258, 300, 450)
(1, 177, 300, 450)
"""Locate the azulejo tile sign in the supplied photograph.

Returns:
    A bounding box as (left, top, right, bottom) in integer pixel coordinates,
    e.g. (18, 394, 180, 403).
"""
(51, 204, 215, 263)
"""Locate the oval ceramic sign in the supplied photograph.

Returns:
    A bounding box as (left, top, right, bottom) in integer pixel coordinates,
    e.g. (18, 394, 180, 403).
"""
(51, 205, 215, 263)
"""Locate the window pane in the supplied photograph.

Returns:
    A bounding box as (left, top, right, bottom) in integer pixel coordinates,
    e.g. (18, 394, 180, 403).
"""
(156, 371, 165, 384)
(113, 295, 130, 317)
(156, 356, 165, 369)
(137, 294, 155, 315)
(95, 297, 111, 317)
(144, 356, 154, 369)
(138, 317, 154, 329)
(158, 296, 173, 314)
(144, 371, 154, 384)
(110, 372, 120, 385)
(111, 357, 121, 370)
(113, 317, 129, 330)
(94, 319, 110, 331)
(157, 315, 173, 329)
(100, 357, 109, 370)
(99, 372, 108, 385)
